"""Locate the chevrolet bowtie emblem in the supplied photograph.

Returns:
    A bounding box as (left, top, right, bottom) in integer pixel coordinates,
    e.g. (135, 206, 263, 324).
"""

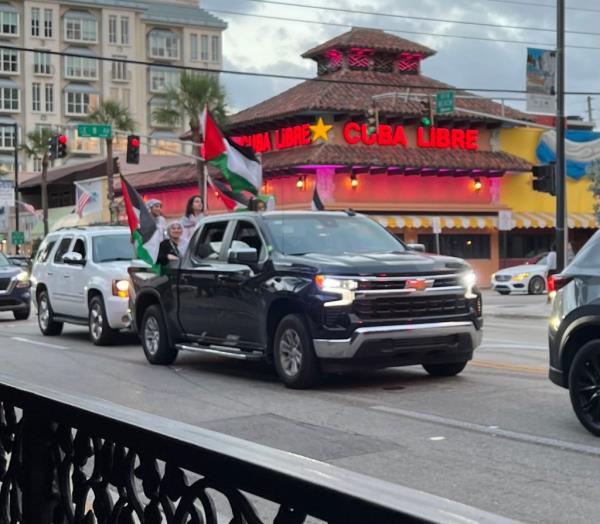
(405, 279, 430, 291)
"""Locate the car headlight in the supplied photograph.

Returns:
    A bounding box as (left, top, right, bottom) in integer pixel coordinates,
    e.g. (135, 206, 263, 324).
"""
(15, 271, 30, 288)
(315, 275, 357, 307)
(112, 279, 130, 298)
(511, 272, 529, 282)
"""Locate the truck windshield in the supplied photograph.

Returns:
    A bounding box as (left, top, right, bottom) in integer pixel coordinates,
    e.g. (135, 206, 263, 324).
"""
(264, 215, 406, 255)
(93, 234, 134, 263)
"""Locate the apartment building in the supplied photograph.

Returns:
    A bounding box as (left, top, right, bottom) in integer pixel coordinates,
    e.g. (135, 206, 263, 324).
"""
(0, 0, 226, 172)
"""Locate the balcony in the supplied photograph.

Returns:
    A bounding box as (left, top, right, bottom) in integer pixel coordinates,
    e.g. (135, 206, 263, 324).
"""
(0, 374, 508, 522)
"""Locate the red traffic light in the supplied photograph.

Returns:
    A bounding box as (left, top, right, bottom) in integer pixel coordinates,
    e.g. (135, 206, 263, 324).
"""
(130, 138, 140, 148)
(58, 135, 68, 144)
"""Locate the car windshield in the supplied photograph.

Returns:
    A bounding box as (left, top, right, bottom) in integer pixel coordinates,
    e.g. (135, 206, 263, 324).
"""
(92, 234, 134, 263)
(0, 253, 9, 268)
(565, 230, 600, 275)
(264, 214, 406, 255)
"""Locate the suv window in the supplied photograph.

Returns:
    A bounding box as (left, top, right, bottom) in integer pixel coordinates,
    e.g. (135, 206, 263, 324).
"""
(53, 236, 73, 264)
(72, 237, 86, 260)
(36, 239, 57, 263)
(230, 221, 266, 260)
(194, 221, 228, 261)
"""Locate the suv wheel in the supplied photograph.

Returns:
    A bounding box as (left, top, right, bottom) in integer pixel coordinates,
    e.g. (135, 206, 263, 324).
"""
(423, 362, 468, 377)
(141, 305, 177, 365)
(13, 307, 30, 321)
(37, 291, 63, 336)
(273, 314, 320, 389)
(568, 340, 600, 436)
(89, 296, 117, 346)
(528, 276, 545, 295)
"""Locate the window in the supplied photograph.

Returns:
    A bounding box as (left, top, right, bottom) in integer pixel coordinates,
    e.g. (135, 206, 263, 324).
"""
(0, 88, 19, 111)
(0, 126, 16, 149)
(67, 126, 100, 154)
(194, 222, 228, 260)
(503, 232, 554, 259)
(0, 49, 18, 73)
(65, 92, 95, 116)
(93, 235, 133, 263)
(191, 34, 198, 60)
(200, 35, 208, 61)
(149, 67, 180, 93)
(418, 234, 491, 259)
(108, 15, 117, 44)
(36, 239, 57, 263)
(32, 83, 41, 112)
(0, 9, 18, 36)
(72, 238, 86, 260)
(34, 52, 52, 75)
(54, 237, 73, 263)
(149, 31, 180, 60)
(121, 16, 129, 45)
(211, 36, 220, 62)
(111, 56, 128, 81)
(151, 138, 180, 156)
(44, 9, 53, 38)
(31, 8, 40, 37)
(65, 56, 98, 80)
(230, 221, 266, 260)
(122, 88, 130, 109)
(45, 84, 54, 112)
(64, 12, 97, 43)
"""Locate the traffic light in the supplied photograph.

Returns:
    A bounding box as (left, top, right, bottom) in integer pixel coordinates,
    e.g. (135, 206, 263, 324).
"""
(126, 134, 140, 164)
(532, 164, 556, 196)
(420, 98, 434, 127)
(47, 135, 58, 160)
(366, 107, 378, 137)
(57, 134, 68, 158)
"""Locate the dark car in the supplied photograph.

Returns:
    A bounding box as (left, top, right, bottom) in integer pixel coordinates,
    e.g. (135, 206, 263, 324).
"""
(548, 230, 600, 435)
(130, 211, 483, 389)
(8, 255, 32, 271)
(0, 252, 32, 320)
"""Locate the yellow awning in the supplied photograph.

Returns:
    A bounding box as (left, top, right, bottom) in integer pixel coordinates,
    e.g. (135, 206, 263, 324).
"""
(372, 215, 497, 230)
(512, 212, 598, 229)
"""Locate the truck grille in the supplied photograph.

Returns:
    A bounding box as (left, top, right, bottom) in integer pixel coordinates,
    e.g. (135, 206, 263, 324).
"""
(357, 274, 462, 291)
(0, 278, 11, 291)
(353, 295, 470, 321)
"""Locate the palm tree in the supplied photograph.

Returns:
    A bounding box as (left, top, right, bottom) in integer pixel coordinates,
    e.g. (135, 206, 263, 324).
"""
(21, 128, 54, 236)
(153, 72, 227, 200)
(88, 100, 135, 223)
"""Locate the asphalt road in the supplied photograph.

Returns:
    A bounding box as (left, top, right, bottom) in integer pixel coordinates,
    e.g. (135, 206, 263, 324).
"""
(0, 290, 596, 523)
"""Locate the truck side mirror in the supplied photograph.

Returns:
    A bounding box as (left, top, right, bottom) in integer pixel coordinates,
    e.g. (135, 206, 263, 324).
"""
(229, 247, 258, 265)
(407, 243, 426, 253)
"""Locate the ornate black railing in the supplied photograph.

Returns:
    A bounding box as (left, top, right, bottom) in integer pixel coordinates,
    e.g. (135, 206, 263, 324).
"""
(0, 374, 516, 524)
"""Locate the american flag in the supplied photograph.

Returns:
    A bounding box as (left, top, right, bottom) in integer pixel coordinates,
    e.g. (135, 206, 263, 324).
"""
(75, 182, 93, 218)
(17, 200, 42, 219)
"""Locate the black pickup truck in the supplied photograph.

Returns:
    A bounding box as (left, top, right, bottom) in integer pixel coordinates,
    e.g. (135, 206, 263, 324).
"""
(129, 211, 483, 388)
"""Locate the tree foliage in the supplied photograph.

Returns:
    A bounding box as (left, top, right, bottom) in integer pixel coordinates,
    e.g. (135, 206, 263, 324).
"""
(588, 159, 600, 224)
(87, 100, 136, 133)
(21, 128, 55, 160)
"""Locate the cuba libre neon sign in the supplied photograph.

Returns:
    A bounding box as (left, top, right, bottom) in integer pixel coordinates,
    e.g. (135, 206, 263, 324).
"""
(234, 124, 311, 154)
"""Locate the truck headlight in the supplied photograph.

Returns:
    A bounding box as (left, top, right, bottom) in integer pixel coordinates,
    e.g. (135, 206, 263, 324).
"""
(112, 279, 130, 298)
(15, 271, 30, 288)
(315, 275, 357, 307)
(462, 270, 477, 288)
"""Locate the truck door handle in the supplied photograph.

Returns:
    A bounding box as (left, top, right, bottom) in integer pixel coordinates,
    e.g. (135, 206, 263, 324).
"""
(63, 275, 71, 279)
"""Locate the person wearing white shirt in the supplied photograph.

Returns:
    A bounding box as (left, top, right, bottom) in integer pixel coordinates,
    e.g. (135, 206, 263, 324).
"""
(181, 195, 205, 241)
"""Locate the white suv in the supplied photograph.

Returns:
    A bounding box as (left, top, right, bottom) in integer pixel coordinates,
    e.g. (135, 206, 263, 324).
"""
(31, 226, 134, 345)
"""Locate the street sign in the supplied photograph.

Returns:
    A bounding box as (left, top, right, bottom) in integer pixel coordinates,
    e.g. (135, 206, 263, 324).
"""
(436, 91, 455, 115)
(498, 210, 513, 231)
(431, 216, 442, 234)
(77, 124, 112, 139)
(11, 231, 24, 245)
(0, 179, 14, 208)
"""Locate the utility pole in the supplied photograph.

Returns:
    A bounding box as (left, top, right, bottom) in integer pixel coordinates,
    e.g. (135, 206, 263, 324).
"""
(587, 96, 594, 123)
(13, 123, 19, 255)
(555, 0, 567, 272)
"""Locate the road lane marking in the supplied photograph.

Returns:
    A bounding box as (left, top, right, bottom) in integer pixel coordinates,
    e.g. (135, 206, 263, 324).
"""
(429, 436, 446, 441)
(11, 336, 70, 350)
(471, 359, 547, 376)
(370, 405, 600, 457)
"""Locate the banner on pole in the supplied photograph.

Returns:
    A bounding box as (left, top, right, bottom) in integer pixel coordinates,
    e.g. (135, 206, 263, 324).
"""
(526, 48, 556, 114)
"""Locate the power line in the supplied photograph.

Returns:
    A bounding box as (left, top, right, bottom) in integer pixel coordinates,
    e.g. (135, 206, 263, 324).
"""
(483, 0, 600, 13)
(6, 44, 600, 96)
(238, 0, 600, 36)
(207, 7, 600, 51)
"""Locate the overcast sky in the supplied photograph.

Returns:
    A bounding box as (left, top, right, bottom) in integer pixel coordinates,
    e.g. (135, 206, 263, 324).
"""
(201, 0, 600, 124)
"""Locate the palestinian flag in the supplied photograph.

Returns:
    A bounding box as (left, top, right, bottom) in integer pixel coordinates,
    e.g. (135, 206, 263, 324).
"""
(201, 108, 262, 195)
(209, 175, 249, 211)
(120, 175, 161, 273)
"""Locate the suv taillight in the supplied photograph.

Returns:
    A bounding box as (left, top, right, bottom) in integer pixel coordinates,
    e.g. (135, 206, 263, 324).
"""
(547, 274, 573, 293)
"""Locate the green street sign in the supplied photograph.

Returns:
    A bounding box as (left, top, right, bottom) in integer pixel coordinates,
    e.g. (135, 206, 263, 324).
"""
(436, 91, 455, 115)
(11, 231, 24, 245)
(77, 124, 112, 139)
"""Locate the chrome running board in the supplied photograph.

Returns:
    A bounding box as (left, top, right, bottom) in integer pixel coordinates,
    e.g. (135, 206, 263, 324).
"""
(175, 343, 265, 361)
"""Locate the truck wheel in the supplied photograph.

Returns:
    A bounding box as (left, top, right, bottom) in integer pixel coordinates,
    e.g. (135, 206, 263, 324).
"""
(13, 307, 30, 321)
(89, 296, 117, 346)
(37, 291, 63, 336)
(273, 314, 320, 389)
(568, 340, 600, 436)
(141, 305, 177, 365)
(423, 362, 468, 377)
(528, 276, 545, 295)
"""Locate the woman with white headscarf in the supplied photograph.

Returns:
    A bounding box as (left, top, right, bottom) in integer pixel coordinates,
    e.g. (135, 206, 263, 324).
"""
(157, 220, 188, 266)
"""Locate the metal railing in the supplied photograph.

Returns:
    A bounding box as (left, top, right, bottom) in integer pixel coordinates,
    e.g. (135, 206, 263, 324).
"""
(0, 374, 517, 523)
